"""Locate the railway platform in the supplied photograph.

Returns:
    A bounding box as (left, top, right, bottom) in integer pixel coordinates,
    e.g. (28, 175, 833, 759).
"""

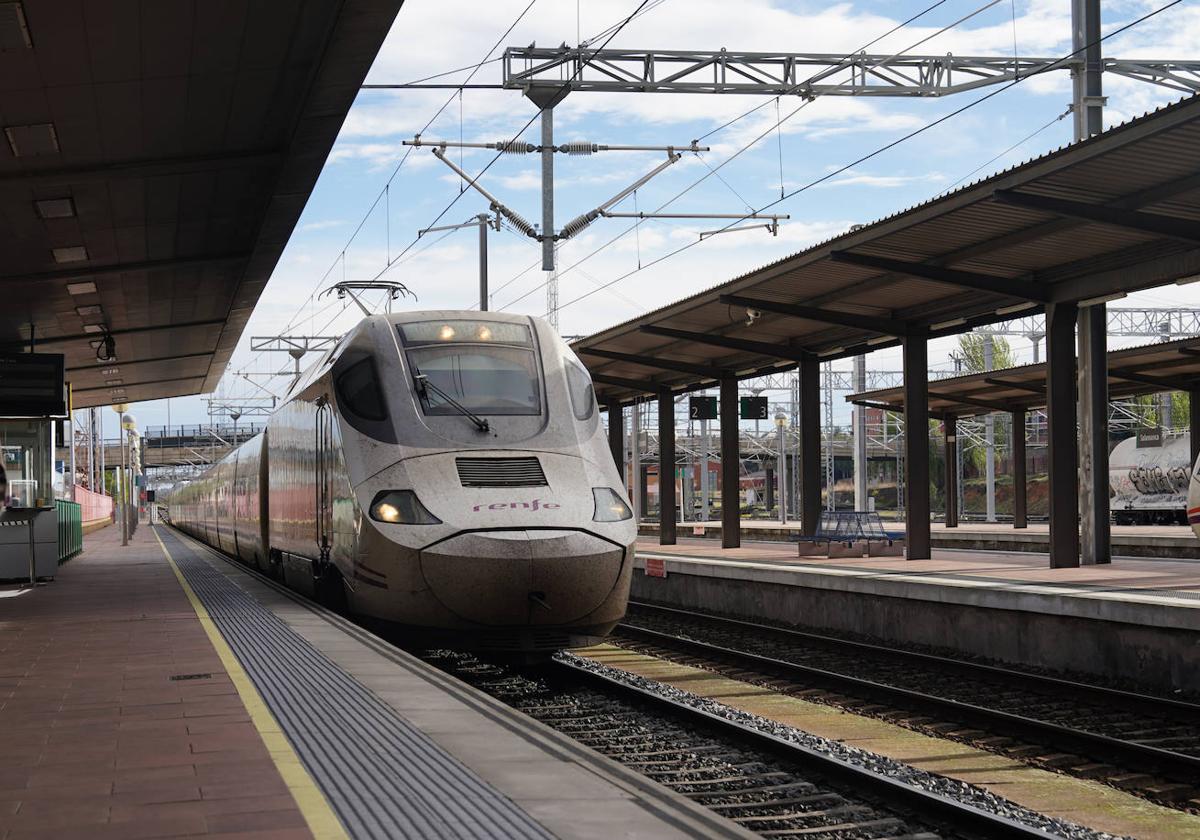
(640, 519, 1200, 559)
(631, 537, 1200, 695)
(0, 524, 748, 840)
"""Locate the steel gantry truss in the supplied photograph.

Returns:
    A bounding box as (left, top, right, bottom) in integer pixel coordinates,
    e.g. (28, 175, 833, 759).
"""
(499, 48, 1200, 99)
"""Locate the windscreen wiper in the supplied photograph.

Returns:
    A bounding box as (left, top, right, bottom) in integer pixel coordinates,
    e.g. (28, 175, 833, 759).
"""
(413, 371, 490, 433)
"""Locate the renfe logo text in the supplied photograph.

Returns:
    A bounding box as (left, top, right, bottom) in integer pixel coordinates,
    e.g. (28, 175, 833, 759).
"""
(472, 499, 561, 512)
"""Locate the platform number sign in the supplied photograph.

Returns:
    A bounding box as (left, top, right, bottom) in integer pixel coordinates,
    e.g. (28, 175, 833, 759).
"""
(689, 396, 718, 420)
(740, 396, 769, 420)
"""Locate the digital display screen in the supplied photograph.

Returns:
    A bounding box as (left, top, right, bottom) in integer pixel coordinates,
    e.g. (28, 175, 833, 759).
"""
(0, 353, 66, 418)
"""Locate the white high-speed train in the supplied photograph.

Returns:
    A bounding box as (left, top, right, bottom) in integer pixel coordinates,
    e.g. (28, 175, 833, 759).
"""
(168, 312, 637, 652)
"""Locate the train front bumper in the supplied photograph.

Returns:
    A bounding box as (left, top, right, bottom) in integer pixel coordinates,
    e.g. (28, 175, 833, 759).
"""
(418, 528, 628, 628)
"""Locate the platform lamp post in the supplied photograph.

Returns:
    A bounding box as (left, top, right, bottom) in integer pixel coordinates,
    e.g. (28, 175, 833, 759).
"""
(112, 404, 129, 545)
(776, 412, 788, 525)
(121, 413, 137, 540)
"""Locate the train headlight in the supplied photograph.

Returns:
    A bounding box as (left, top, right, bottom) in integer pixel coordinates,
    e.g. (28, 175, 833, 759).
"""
(592, 488, 633, 522)
(369, 490, 441, 525)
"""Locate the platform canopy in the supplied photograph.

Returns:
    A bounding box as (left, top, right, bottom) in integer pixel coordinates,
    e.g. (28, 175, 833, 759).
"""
(572, 94, 1200, 405)
(0, 0, 404, 409)
(848, 336, 1200, 418)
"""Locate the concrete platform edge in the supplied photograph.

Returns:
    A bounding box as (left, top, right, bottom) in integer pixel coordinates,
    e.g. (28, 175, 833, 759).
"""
(171, 528, 755, 840)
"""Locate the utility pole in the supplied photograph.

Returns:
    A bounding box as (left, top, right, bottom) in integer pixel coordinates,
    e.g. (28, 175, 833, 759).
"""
(984, 335, 996, 522)
(1073, 0, 1110, 566)
(420, 214, 496, 310)
(852, 355, 867, 510)
(406, 134, 782, 330)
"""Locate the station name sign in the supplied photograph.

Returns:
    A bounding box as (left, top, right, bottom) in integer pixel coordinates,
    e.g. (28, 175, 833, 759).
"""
(0, 353, 66, 418)
(1136, 426, 1163, 448)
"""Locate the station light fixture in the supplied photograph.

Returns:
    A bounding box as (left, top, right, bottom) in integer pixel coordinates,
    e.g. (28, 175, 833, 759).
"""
(930, 317, 967, 331)
(818, 346, 846, 358)
(0, 3, 32, 49)
(34, 197, 75, 219)
(866, 335, 893, 346)
(82, 324, 104, 333)
(1076, 291, 1126, 307)
(67, 281, 97, 295)
(994, 301, 1039, 315)
(4, 122, 57, 157)
(106, 378, 123, 386)
(75, 304, 102, 316)
(52, 245, 88, 263)
(1176, 274, 1200, 286)
(101, 367, 119, 376)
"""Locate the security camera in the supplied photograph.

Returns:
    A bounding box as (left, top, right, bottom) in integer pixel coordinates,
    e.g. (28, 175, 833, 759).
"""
(746, 308, 762, 327)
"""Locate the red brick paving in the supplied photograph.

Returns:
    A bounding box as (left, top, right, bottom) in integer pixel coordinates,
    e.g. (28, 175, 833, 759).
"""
(0, 525, 313, 839)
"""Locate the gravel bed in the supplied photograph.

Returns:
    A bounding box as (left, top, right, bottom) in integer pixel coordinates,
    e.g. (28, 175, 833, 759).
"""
(559, 651, 1128, 840)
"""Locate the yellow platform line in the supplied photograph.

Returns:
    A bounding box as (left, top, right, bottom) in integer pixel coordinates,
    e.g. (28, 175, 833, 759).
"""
(152, 527, 348, 840)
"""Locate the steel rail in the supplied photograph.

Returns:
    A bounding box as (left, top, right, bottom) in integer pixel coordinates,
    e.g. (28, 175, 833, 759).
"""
(554, 657, 1049, 839)
(628, 601, 1200, 719)
(619, 605, 1200, 783)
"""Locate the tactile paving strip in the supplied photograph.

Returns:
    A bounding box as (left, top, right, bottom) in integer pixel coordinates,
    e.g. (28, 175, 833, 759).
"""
(157, 528, 554, 840)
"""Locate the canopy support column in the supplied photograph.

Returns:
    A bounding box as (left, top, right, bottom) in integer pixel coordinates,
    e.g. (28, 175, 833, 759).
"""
(658, 388, 676, 545)
(720, 376, 741, 548)
(1079, 304, 1110, 564)
(944, 414, 958, 529)
(799, 355, 821, 537)
(1012, 410, 1028, 529)
(1190, 389, 1200, 469)
(903, 336, 931, 559)
(607, 403, 623, 481)
(1046, 301, 1080, 568)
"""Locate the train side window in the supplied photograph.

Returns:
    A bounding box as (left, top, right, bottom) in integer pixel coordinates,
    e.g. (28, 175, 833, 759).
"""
(336, 357, 387, 422)
(566, 362, 595, 421)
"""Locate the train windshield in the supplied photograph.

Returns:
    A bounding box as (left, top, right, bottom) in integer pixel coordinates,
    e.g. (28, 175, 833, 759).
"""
(401, 321, 541, 416)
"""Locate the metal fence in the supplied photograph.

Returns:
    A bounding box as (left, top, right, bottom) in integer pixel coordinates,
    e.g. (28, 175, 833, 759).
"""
(56, 499, 82, 562)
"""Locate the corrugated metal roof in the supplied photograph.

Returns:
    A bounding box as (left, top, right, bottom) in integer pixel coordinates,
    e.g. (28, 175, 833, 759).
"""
(573, 94, 1200, 406)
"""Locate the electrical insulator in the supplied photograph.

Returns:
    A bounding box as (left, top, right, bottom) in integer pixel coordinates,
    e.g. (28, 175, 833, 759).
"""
(558, 211, 598, 239)
(559, 141, 597, 155)
(496, 141, 536, 154)
(499, 207, 538, 238)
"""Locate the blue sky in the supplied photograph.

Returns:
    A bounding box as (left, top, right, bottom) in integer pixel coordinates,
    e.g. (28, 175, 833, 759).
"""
(125, 0, 1200, 432)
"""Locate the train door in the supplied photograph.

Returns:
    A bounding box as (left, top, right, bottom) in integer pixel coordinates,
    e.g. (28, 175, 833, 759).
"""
(315, 396, 334, 567)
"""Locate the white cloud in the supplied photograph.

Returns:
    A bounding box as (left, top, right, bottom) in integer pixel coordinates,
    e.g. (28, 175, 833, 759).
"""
(300, 219, 347, 231)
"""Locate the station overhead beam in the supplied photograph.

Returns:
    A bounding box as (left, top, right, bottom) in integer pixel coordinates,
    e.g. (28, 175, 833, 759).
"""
(73, 375, 207, 394)
(639, 325, 812, 361)
(2, 319, 225, 351)
(591, 372, 660, 394)
(984, 377, 1046, 395)
(1108, 368, 1200, 391)
(993, 190, 1200, 245)
(829, 251, 1049, 302)
(0, 253, 250, 285)
(495, 48, 1200, 98)
(720, 293, 913, 336)
(578, 347, 727, 379)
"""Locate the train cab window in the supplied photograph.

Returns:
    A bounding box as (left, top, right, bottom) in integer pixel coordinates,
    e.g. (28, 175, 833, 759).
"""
(335, 357, 387, 422)
(400, 320, 542, 417)
(565, 362, 594, 421)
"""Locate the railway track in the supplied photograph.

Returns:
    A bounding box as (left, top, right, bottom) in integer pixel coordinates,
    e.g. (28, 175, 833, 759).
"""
(616, 602, 1200, 810)
(425, 649, 1107, 839)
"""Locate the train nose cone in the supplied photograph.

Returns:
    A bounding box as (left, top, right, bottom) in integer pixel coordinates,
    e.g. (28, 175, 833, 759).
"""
(419, 530, 625, 625)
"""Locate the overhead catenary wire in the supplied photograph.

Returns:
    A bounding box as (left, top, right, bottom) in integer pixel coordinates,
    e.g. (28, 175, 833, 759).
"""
(693, 0, 950, 144)
(495, 0, 964, 312)
(543, 0, 1186, 321)
(228, 0, 542, 392)
(357, 0, 654, 298)
(938, 106, 1071, 195)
